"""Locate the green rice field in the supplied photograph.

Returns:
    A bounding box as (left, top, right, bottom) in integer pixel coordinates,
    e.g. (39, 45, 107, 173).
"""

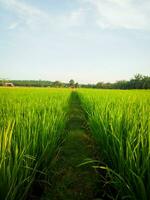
(78, 89, 150, 200)
(0, 87, 150, 200)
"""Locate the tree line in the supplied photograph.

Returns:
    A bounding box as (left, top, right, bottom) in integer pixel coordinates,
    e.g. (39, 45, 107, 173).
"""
(0, 74, 150, 89)
(95, 74, 150, 89)
(0, 79, 79, 88)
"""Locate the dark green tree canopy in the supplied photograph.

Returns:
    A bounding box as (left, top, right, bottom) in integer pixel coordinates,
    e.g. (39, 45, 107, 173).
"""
(69, 79, 75, 87)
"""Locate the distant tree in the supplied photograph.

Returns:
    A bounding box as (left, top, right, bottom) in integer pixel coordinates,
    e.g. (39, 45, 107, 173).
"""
(69, 79, 75, 88)
(113, 80, 129, 89)
(0, 78, 2, 86)
(134, 74, 143, 81)
(53, 81, 62, 88)
(96, 82, 104, 89)
(142, 76, 150, 89)
(75, 82, 79, 88)
(80, 83, 95, 88)
(129, 74, 144, 89)
(103, 82, 112, 89)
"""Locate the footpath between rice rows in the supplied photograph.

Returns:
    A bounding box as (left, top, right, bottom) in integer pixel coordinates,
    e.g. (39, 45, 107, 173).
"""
(43, 91, 99, 200)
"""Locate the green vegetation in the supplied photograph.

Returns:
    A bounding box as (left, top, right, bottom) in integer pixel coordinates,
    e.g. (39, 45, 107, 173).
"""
(0, 79, 79, 88)
(0, 88, 150, 199)
(0, 74, 150, 89)
(0, 88, 71, 200)
(78, 89, 150, 199)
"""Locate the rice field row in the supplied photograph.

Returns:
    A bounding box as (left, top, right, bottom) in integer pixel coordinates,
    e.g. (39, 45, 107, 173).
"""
(78, 89, 150, 199)
(0, 88, 71, 200)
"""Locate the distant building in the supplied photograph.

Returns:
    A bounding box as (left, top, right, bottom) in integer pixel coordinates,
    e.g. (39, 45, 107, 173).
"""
(4, 82, 14, 87)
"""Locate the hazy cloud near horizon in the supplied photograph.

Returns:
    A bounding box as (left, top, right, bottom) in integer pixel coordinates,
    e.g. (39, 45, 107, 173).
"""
(0, 0, 150, 83)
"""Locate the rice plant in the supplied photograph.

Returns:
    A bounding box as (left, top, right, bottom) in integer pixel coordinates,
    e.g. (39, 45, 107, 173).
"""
(78, 89, 150, 200)
(0, 88, 71, 200)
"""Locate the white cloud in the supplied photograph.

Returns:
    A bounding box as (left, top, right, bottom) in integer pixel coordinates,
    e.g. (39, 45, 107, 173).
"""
(68, 8, 85, 26)
(0, 0, 49, 28)
(0, 0, 87, 31)
(2, 0, 149, 32)
(8, 21, 19, 30)
(84, 0, 150, 30)
(2, 0, 46, 17)
(60, 8, 87, 27)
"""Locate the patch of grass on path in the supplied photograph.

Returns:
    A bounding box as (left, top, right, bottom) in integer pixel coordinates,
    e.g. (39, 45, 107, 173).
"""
(42, 91, 99, 200)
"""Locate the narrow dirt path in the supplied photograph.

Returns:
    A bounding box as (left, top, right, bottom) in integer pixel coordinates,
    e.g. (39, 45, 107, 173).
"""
(43, 91, 99, 200)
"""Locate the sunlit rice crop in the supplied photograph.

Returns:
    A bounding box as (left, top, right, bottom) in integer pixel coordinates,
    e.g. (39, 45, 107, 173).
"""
(0, 88, 71, 200)
(78, 89, 150, 200)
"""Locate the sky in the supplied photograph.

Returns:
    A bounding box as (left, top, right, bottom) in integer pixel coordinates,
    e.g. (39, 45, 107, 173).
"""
(0, 0, 150, 83)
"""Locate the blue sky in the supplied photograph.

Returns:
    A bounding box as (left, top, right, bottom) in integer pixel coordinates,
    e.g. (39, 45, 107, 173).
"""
(0, 0, 150, 83)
